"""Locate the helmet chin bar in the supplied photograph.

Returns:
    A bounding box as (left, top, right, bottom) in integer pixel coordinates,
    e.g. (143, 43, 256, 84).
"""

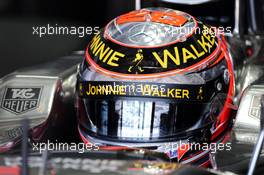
(78, 123, 214, 164)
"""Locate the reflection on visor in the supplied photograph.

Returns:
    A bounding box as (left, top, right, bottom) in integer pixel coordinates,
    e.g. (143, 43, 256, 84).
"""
(82, 99, 210, 142)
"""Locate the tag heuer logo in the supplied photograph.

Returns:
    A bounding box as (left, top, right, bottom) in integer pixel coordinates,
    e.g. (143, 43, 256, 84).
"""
(249, 95, 261, 119)
(1, 87, 42, 114)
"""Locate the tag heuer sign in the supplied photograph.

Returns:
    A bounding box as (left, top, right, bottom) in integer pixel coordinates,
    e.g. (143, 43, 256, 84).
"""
(1, 87, 42, 114)
(249, 95, 261, 119)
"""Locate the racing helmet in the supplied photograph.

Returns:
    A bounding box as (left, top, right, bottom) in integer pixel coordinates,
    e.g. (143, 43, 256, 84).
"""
(76, 8, 235, 166)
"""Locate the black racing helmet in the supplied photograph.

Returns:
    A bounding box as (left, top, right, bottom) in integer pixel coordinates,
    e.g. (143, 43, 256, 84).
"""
(76, 8, 234, 150)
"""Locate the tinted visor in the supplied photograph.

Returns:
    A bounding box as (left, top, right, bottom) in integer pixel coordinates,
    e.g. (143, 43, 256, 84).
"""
(77, 58, 230, 143)
(79, 98, 212, 142)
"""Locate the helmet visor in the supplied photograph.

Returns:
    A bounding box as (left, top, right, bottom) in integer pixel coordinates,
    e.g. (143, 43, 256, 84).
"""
(77, 58, 230, 143)
(79, 98, 213, 142)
